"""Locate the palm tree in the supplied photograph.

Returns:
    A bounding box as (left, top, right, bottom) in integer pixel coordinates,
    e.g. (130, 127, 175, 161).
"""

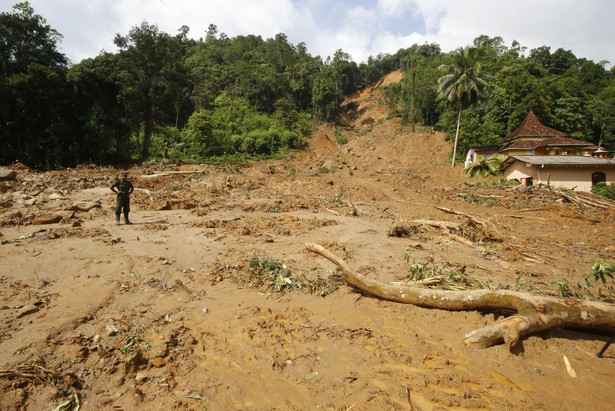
(464, 155, 505, 177)
(437, 47, 491, 167)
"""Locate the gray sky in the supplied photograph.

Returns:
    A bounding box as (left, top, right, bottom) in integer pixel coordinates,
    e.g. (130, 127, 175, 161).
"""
(3, 0, 613, 67)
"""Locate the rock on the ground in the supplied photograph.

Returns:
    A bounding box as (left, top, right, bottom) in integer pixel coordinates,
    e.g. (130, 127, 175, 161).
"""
(16, 304, 40, 318)
(0, 169, 17, 181)
(31, 214, 63, 225)
(67, 201, 101, 212)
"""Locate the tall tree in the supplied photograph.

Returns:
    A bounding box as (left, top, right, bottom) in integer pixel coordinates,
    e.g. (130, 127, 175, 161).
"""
(113, 22, 186, 161)
(0, 2, 66, 78)
(328, 49, 360, 97)
(0, 2, 69, 168)
(66, 52, 130, 164)
(588, 82, 615, 149)
(312, 74, 337, 122)
(437, 46, 491, 167)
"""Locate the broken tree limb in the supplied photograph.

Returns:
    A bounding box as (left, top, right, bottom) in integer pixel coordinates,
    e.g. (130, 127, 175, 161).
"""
(448, 233, 474, 246)
(411, 219, 460, 231)
(575, 192, 615, 209)
(436, 206, 501, 236)
(141, 170, 205, 178)
(305, 242, 615, 349)
(436, 206, 487, 226)
(390, 275, 445, 286)
(553, 189, 610, 209)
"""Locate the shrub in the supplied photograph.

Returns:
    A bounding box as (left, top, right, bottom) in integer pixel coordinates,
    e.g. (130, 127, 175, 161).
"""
(585, 261, 615, 284)
(334, 128, 347, 145)
(591, 182, 615, 200)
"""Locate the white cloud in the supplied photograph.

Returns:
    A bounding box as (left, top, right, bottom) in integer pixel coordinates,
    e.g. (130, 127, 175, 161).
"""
(347, 6, 374, 22)
(373, 30, 426, 56)
(111, 0, 301, 39)
(411, 0, 615, 64)
(2, 0, 614, 65)
(377, 0, 414, 17)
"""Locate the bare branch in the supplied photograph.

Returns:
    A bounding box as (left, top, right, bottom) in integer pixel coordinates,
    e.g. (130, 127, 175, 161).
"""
(305, 242, 615, 348)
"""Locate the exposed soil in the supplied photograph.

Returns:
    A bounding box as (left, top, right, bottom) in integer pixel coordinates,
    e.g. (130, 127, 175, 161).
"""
(1, 71, 615, 410)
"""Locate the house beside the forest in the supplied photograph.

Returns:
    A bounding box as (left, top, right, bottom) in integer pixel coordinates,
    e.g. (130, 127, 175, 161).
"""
(465, 110, 614, 192)
(496, 155, 615, 191)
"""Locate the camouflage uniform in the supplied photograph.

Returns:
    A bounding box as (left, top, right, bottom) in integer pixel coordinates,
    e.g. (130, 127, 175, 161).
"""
(110, 175, 134, 224)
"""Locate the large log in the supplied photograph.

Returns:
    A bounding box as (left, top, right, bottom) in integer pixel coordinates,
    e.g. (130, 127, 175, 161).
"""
(305, 243, 615, 348)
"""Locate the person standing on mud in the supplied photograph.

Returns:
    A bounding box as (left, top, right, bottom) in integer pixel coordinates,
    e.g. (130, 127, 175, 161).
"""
(110, 171, 134, 225)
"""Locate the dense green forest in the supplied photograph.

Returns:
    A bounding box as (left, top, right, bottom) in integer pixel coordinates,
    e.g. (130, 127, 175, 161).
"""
(2, 2, 615, 170)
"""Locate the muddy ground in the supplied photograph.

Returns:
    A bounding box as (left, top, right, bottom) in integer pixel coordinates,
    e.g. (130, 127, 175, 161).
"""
(1, 72, 615, 410)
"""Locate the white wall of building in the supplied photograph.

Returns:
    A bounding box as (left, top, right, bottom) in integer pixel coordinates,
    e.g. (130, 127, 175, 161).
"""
(503, 160, 615, 192)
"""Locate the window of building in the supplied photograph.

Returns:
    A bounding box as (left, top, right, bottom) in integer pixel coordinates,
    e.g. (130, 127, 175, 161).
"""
(592, 172, 606, 186)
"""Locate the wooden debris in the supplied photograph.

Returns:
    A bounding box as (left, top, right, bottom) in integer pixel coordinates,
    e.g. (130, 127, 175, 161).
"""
(390, 276, 444, 286)
(553, 189, 611, 209)
(436, 206, 502, 237)
(436, 206, 487, 226)
(411, 219, 460, 231)
(0, 364, 57, 385)
(141, 170, 205, 178)
(448, 233, 474, 246)
(563, 355, 577, 378)
(305, 242, 615, 349)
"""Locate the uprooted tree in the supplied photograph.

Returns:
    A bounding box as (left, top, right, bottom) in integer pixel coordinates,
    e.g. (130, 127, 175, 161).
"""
(305, 243, 615, 349)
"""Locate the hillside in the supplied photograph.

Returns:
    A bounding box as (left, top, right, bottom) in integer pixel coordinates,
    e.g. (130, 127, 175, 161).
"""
(1, 71, 614, 410)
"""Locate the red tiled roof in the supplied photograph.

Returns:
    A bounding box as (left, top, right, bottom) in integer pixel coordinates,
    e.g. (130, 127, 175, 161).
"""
(535, 137, 593, 148)
(503, 110, 568, 142)
(469, 145, 501, 153)
(500, 139, 543, 151)
(498, 155, 615, 171)
(500, 136, 594, 152)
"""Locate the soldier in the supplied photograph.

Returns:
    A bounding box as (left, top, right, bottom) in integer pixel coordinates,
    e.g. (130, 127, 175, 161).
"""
(110, 171, 134, 225)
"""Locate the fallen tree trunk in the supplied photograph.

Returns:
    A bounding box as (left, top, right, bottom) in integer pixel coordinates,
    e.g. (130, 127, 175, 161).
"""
(305, 243, 615, 348)
(553, 188, 612, 209)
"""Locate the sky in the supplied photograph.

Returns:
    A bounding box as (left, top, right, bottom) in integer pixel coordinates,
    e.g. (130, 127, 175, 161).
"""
(2, 0, 614, 67)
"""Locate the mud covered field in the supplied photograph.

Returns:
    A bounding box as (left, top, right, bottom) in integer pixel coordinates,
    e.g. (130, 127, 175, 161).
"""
(1, 73, 615, 410)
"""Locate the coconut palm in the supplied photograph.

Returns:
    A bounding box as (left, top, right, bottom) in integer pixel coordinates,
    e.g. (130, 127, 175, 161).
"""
(437, 47, 491, 167)
(464, 155, 505, 177)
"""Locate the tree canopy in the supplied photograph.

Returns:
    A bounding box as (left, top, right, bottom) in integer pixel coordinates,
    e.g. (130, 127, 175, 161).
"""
(1, 2, 614, 169)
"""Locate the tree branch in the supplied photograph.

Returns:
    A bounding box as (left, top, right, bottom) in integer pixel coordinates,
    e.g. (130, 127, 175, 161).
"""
(305, 242, 615, 348)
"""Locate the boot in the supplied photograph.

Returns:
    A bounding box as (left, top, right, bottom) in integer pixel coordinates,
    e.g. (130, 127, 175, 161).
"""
(124, 213, 132, 225)
(115, 214, 120, 225)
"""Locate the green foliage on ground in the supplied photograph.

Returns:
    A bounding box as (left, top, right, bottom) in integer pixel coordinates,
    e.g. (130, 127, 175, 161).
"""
(334, 128, 347, 144)
(241, 255, 340, 297)
(551, 261, 615, 303)
(591, 182, 615, 200)
(586, 261, 615, 284)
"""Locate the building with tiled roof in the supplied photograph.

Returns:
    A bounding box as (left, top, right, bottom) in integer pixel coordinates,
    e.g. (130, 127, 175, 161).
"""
(465, 110, 614, 191)
(464, 110, 610, 168)
(497, 155, 615, 191)
(502, 110, 568, 142)
(500, 135, 595, 156)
